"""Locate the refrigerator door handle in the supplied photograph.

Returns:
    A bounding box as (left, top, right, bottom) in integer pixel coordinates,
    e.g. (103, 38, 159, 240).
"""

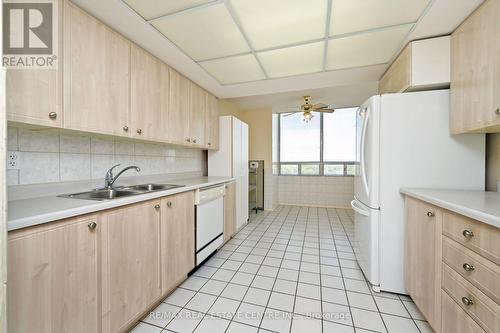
(351, 200, 370, 217)
(360, 107, 370, 196)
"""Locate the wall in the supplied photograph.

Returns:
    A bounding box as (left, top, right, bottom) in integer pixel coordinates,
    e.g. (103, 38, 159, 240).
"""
(218, 99, 244, 118)
(6, 126, 205, 186)
(279, 176, 354, 208)
(486, 133, 500, 191)
(238, 108, 273, 168)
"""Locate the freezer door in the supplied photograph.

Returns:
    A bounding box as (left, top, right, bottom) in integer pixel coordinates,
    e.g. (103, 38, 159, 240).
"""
(351, 199, 380, 288)
(354, 96, 380, 209)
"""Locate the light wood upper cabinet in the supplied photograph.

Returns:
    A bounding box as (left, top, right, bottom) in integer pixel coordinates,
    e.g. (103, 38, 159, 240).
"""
(130, 44, 169, 141)
(405, 197, 442, 331)
(189, 82, 207, 147)
(450, 0, 500, 133)
(63, 1, 131, 137)
(206, 93, 220, 150)
(6, 1, 63, 127)
(7, 215, 100, 333)
(224, 182, 236, 242)
(160, 191, 195, 294)
(168, 69, 191, 145)
(100, 200, 161, 333)
(379, 36, 450, 94)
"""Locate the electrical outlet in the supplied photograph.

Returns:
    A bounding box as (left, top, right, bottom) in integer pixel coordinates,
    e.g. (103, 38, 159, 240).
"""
(7, 151, 20, 170)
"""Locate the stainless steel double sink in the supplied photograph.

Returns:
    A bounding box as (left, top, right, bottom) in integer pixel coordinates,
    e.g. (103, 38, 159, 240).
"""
(59, 183, 185, 201)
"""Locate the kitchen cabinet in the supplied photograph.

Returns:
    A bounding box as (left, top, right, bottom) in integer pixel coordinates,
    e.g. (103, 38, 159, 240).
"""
(7, 214, 100, 333)
(100, 200, 161, 333)
(160, 191, 195, 294)
(168, 69, 191, 145)
(224, 181, 236, 242)
(405, 196, 442, 331)
(6, 1, 64, 128)
(63, 1, 131, 137)
(379, 36, 450, 94)
(442, 290, 486, 333)
(205, 93, 220, 150)
(450, 0, 500, 133)
(130, 44, 169, 141)
(189, 82, 207, 146)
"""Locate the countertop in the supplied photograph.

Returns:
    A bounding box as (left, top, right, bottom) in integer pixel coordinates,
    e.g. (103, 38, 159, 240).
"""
(400, 188, 500, 229)
(8, 176, 235, 231)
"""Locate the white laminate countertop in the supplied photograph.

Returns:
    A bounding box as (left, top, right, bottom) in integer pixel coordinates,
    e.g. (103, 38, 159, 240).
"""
(8, 176, 235, 231)
(400, 188, 500, 229)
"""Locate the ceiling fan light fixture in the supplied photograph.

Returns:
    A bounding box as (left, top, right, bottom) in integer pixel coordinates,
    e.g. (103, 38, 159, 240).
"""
(302, 112, 314, 123)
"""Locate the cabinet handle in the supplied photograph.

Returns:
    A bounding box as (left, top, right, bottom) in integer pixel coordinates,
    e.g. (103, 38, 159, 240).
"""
(137, 129, 142, 135)
(48, 112, 57, 120)
(208, 142, 212, 146)
(193, 139, 197, 143)
(495, 108, 500, 115)
(88, 222, 97, 231)
(123, 126, 129, 132)
(462, 229, 474, 239)
(426, 211, 435, 217)
(463, 263, 475, 272)
(186, 138, 191, 143)
(167, 201, 172, 208)
(154, 204, 160, 210)
(461, 297, 474, 306)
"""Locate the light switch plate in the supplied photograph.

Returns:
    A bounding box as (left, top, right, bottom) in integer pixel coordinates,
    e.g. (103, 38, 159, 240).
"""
(7, 151, 21, 170)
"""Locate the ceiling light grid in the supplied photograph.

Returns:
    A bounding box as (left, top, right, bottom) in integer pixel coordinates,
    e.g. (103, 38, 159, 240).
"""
(122, 0, 433, 85)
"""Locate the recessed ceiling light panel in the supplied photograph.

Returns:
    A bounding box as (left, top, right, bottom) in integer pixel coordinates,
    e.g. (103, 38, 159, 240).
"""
(152, 3, 250, 61)
(200, 54, 266, 85)
(258, 41, 324, 78)
(123, 0, 214, 20)
(326, 24, 412, 70)
(330, 0, 430, 36)
(230, 0, 327, 50)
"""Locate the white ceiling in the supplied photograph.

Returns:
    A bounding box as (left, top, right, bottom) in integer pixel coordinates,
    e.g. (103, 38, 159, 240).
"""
(72, 0, 483, 100)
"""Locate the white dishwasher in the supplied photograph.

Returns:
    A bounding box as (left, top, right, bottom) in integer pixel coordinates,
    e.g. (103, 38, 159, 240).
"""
(195, 185, 225, 265)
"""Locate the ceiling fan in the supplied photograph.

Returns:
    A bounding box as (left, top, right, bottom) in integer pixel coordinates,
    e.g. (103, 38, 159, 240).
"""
(282, 96, 335, 123)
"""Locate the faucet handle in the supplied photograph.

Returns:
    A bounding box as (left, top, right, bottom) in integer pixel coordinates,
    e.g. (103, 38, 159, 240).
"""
(106, 164, 121, 176)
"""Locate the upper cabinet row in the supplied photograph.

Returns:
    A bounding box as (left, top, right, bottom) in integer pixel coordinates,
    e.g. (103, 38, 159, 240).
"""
(450, 0, 500, 134)
(6, 0, 219, 150)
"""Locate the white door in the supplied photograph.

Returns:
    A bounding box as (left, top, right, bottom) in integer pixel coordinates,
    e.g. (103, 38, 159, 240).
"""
(354, 96, 380, 209)
(351, 199, 380, 288)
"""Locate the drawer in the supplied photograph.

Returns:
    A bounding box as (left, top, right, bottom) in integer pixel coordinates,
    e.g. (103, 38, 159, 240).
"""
(442, 264, 500, 333)
(442, 236, 500, 304)
(442, 290, 486, 333)
(442, 210, 500, 265)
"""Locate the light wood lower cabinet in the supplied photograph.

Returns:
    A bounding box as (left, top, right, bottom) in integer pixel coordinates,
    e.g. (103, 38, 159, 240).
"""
(100, 200, 162, 333)
(7, 214, 100, 333)
(224, 182, 236, 242)
(161, 191, 195, 294)
(405, 196, 442, 331)
(442, 290, 486, 333)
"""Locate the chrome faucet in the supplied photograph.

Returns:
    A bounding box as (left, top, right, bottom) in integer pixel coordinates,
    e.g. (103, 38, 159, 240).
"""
(104, 164, 141, 189)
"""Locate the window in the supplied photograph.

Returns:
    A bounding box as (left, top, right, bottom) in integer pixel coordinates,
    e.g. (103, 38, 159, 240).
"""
(278, 107, 356, 176)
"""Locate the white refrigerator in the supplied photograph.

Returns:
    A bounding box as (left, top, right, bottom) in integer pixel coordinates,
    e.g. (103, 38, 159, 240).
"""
(351, 90, 485, 294)
(208, 116, 249, 229)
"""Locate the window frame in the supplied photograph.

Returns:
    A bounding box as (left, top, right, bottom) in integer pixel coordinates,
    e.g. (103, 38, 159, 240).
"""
(278, 110, 356, 177)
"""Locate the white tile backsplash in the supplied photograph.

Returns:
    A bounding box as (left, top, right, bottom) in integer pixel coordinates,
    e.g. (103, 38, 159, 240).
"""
(7, 125, 206, 186)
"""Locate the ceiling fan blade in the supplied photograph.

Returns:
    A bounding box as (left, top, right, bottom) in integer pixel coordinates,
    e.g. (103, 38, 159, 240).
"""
(283, 112, 299, 117)
(312, 103, 328, 110)
(316, 108, 335, 113)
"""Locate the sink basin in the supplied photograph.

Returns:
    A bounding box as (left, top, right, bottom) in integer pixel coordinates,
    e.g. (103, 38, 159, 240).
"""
(123, 184, 184, 192)
(59, 183, 185, 201)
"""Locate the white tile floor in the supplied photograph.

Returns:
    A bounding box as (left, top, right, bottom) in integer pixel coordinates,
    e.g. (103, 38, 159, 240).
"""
(131, 206, 433, 333)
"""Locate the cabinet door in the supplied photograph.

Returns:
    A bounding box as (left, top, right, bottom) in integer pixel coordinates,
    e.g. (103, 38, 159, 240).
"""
(224, 182, 236, 242)
(101, 201, 161, 333)
(168, 69, 190, 144)
(7, 215, 100, 333)
(450, 0, 500, 133)
(161, 191, 195, 294)
(64, 1, 130, 136)
(205, 93, 219, 149)
(130, 44, 168, 141)
(405, 197, 442, 331)
(189, 83, 206, 146)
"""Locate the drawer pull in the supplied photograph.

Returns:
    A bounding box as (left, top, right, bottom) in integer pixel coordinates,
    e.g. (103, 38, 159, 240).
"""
(154, 204, 160, 210)
(426, 211, 435, 217)
(462, 263, 475, 272)
(167, 201, 172, 208)
(123, 125, 129, 132)
(48, 112, 57, 119)
(88, 222, 97, 231)
(461, 297, 474, 306)
(462, 229, 474, 239)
